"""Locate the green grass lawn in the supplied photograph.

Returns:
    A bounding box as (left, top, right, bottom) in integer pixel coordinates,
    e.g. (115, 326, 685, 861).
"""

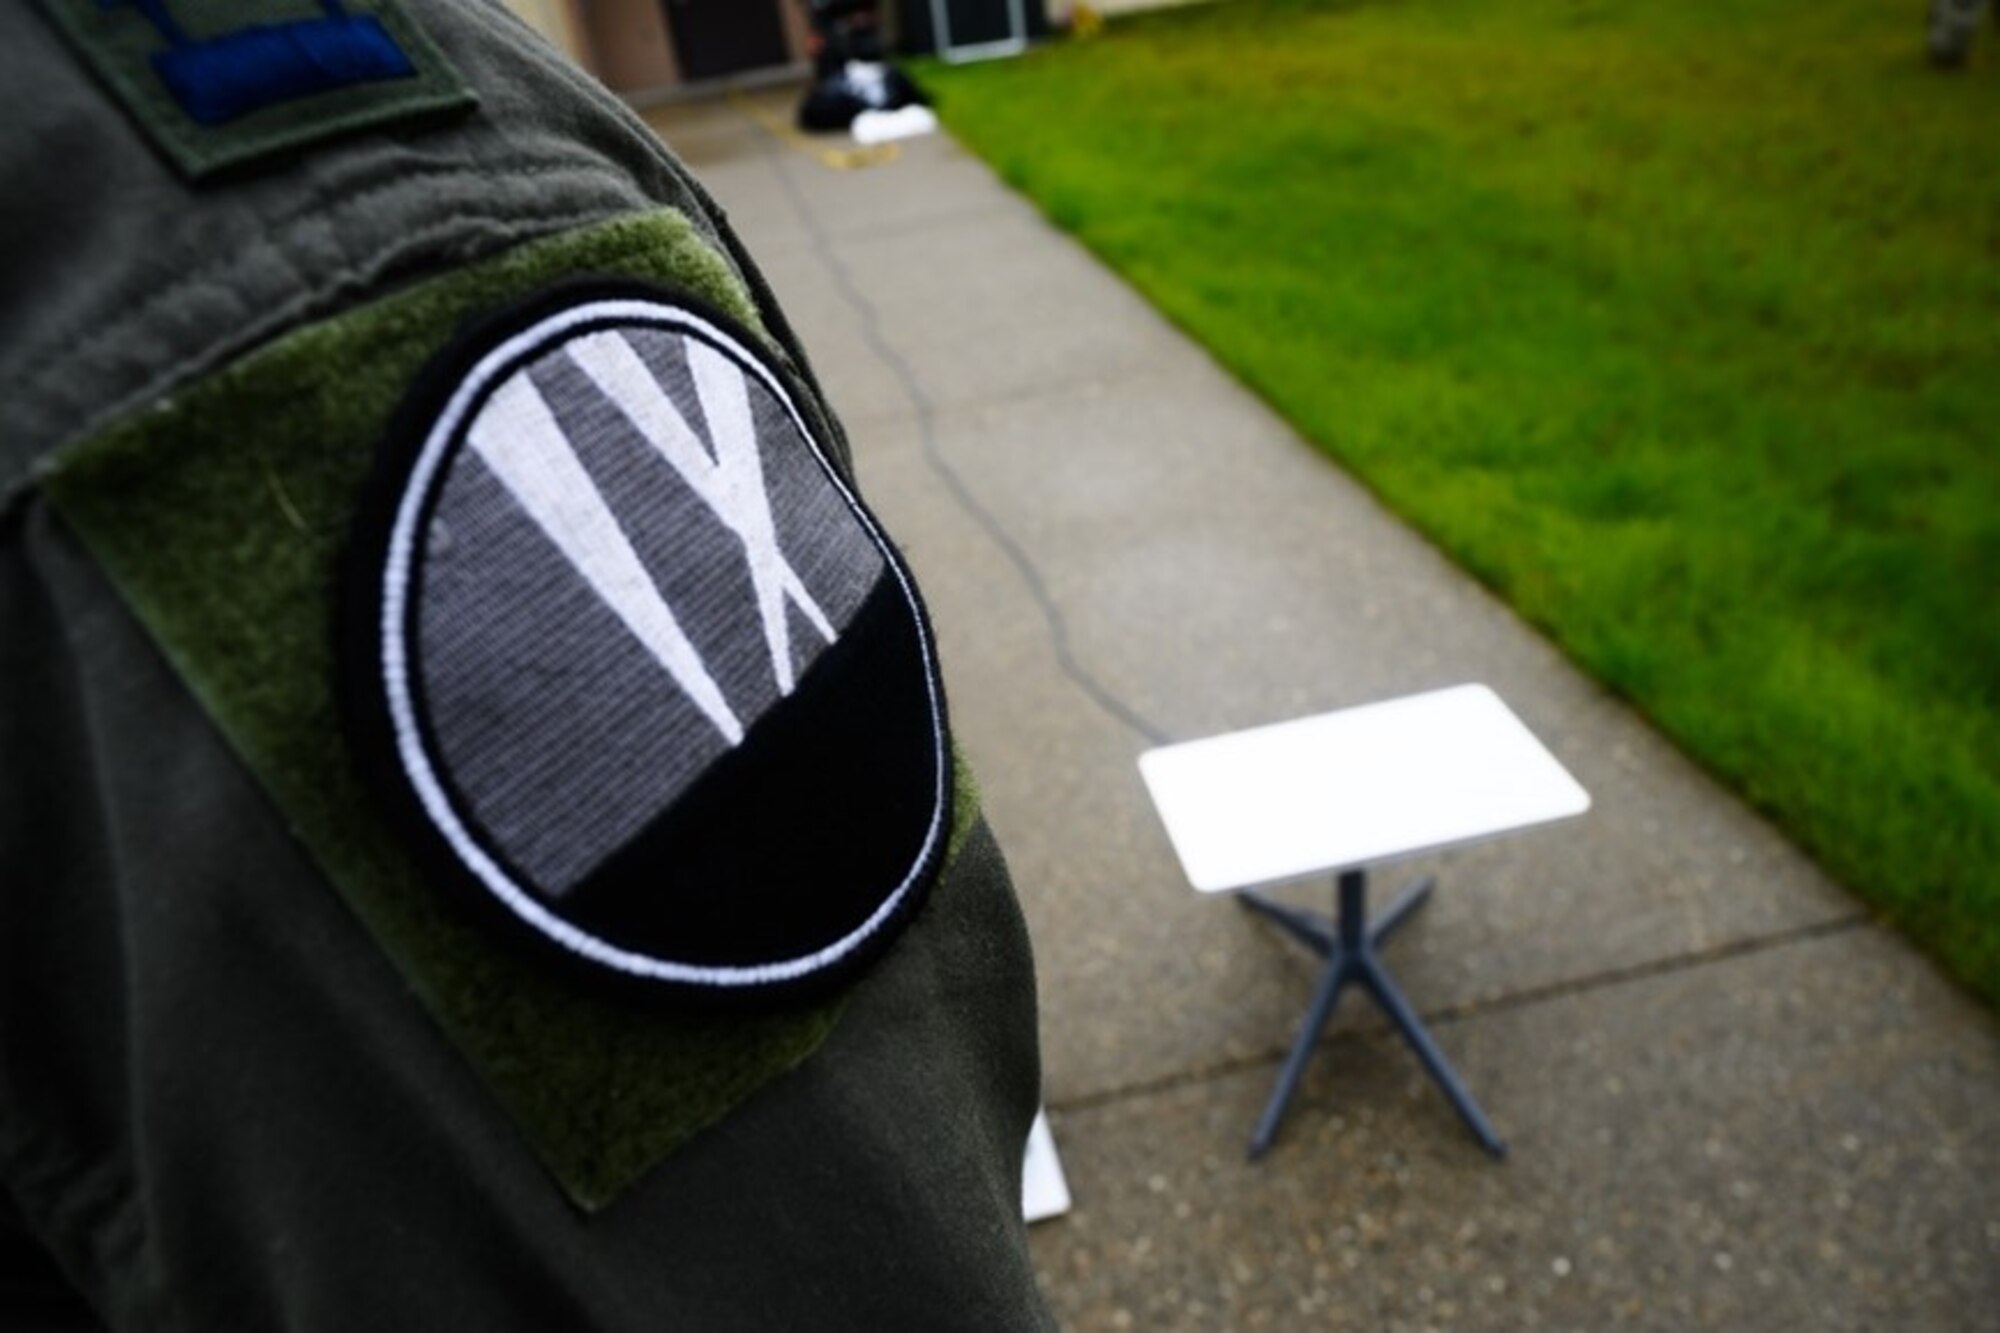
(920, 0, 2000, 1003)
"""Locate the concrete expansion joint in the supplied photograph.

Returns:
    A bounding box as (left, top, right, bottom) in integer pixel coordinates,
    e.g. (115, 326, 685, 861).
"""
(1415, 912, 1874, 1030)
(1049, 912, 1873, 1118)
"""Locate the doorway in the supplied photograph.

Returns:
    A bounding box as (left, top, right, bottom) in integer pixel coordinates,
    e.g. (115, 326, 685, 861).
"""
(661, 0, 791, 82)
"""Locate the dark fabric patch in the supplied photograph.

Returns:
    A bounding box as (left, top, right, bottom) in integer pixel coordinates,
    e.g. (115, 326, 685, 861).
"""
(346, 286, 950, 999)
(560, 579, 939, 967)
(39, 211, 980, 1211)
(34, 0, 475, 180)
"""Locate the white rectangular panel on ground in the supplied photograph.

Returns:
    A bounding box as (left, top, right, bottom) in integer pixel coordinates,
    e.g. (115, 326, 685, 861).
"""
(1022, 1109, 1072, 1223)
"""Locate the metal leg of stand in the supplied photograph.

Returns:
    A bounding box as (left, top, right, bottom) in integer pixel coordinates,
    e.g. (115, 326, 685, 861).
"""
(1245, 867, 1506, 1160)
(1369, 875, 1435, 946)
(1248, 948, 1352, 1159)
(1357, 957, 1508, 1159)
(1239, 892, 1334, 955)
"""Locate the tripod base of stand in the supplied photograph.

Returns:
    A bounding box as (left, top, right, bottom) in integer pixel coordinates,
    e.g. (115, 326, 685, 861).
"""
(1242, 870, 1507, 1161)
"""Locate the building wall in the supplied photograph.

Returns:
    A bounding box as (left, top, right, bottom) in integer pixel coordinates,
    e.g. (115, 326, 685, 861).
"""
(550, 0, 1090, 97)
(499, 0, 594, 65)
(574, 0, 811, 95)
(580, 0, 681, 90)
(778, 2, 812, 69)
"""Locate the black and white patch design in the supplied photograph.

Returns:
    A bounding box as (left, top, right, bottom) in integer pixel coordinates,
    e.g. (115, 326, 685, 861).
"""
(346, 285, 950, 1001)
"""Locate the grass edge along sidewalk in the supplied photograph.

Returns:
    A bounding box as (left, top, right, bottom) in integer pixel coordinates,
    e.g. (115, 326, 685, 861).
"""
(918, 0, 2000, 1006)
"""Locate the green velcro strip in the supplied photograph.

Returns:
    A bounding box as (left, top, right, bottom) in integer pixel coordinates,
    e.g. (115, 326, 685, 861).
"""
(35, 0, 476, 181)
(41, 209, 982, 1211)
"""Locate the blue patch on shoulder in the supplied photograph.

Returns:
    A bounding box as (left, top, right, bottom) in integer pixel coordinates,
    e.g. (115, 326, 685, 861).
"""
(106, 0, 417, 126)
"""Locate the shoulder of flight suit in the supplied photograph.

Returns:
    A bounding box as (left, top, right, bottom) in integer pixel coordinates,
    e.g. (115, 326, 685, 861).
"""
(0, 3, 1053, 1328)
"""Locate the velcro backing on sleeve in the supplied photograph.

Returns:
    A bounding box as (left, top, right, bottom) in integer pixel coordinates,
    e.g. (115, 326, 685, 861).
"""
(39, 209, 982, 1211)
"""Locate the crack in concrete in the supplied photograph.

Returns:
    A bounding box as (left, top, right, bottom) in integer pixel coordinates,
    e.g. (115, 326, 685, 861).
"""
(752, 111, 1173, 748)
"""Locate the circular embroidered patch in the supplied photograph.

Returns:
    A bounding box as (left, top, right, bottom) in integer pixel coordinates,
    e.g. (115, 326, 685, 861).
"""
(344, 283, 950, 1001)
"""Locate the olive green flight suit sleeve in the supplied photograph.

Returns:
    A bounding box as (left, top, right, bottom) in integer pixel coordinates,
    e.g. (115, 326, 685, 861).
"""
(0, 3, 1055, 1329)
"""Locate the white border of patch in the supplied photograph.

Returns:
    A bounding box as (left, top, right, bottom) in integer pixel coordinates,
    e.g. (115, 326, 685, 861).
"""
(379, 298, 947, 988)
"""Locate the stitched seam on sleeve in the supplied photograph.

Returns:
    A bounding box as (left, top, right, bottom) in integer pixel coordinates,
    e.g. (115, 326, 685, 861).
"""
(8, 174, 662, 498)
(13, 161, 620, 396)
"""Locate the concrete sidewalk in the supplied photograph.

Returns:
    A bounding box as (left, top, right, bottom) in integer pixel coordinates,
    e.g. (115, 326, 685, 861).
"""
(644, 94, 2000, 1330)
